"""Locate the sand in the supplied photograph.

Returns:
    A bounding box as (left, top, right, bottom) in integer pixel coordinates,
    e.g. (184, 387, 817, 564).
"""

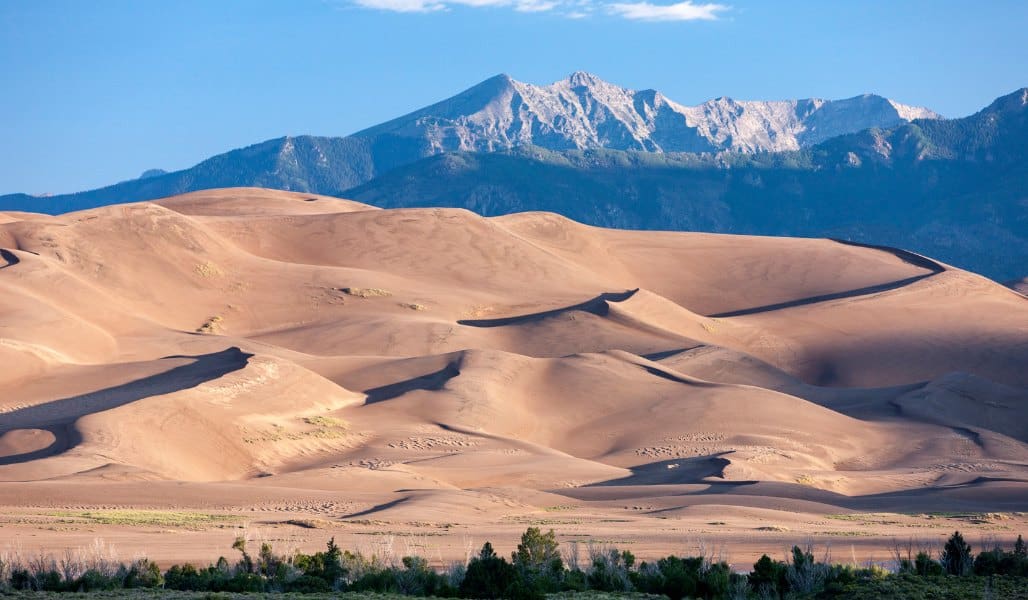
(1, 187, 1026, 569)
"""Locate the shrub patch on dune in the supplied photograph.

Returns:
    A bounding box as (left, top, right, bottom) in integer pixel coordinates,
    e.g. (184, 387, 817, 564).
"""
(196, 316, 224, 334)
(46, 510, 238, 530)
(193, 261, 223, 278)
(303, 416, 348, 429)
(243, 418, 355, 444)
(341, 287, 391, 298)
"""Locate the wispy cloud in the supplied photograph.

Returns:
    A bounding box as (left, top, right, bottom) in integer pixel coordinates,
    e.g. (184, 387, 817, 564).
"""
(353, 0, 566, 12)
(449, 0, 515, 7)
(515, 0, 560, 12)
(350, 0, 729, 20)
(606, 0, 727, 21)
(352, 0, 445, 13)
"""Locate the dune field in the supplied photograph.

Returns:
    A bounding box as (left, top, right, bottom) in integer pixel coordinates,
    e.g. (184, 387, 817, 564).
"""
(1, 187, 1026, 568)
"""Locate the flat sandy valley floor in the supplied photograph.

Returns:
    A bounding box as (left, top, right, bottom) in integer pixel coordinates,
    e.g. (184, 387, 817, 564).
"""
(2, 188, 1027, 569)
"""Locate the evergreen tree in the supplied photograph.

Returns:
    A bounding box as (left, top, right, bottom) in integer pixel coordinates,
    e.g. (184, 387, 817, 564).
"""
(460, 543, 515, 599)
(942, 531, 973, 576)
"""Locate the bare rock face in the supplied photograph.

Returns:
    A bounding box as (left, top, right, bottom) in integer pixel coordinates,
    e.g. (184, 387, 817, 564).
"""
(354, 71, 941, 154)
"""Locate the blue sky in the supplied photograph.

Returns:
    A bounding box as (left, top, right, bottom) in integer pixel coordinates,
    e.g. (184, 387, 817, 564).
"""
(2, 0, 1026, 194)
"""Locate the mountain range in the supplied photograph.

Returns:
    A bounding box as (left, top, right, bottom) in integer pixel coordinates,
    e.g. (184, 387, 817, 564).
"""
(2, 74, 1025, 281)
(355, 71, 940, 154)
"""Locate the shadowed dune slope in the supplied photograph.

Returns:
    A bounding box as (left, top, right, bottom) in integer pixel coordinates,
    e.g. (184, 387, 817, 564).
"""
(0, 187, 1025, 519)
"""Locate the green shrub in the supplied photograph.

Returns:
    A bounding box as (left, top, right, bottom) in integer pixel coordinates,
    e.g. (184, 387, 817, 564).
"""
(560, 567, 587, 592)
(225, 571, 267, 592)
(504, 575, 547, 600)
(9, 569, 31, 590)
(629, 561, 663, 596)
(586, 547, 634, 592)
(460, 542, 515, 599)
(632, 555, 718, 600)
(283, 574, 332, 593)
(699, 561, 732, 598)
(231, 537, 254, 575)
(915, 551, 944, 577)
(820, 572, 1028, 599)
(512, 527, 563, 573)
(511, 527, 564, 596)
(748, 553, 787, 597)
(163, 563, 199, 590)
(972, 540, 1028, 577)
(74, 569, 121, 592)
(164, 562, 237, 592)
(349, 568, 398, 594)
(122, 558, 163, 588)
(975, 546, 1005, 576)
(786, 544, 827, 594)
(33, 569, 65, 592)
(291, 537, 347, 589)
(395, 555, 456, 597)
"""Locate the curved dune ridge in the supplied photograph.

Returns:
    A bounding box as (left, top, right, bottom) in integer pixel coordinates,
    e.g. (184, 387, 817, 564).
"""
(1, 187, 1027, 554)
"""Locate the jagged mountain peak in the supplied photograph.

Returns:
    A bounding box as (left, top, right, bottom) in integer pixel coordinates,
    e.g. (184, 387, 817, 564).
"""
(353, 72, 941, 155)
(476, 72, 517, 91)
(831, 93, 941, 121)
(563, 70, 606, 87)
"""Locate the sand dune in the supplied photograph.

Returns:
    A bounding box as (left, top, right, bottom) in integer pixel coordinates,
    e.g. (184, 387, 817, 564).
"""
(1, 187, 1026, 565)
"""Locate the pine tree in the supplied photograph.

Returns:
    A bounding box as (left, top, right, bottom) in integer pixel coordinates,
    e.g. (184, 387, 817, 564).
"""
(942, 531, 973, 576)
(323, 537, 345, 588)
(460, 542, 515, 599)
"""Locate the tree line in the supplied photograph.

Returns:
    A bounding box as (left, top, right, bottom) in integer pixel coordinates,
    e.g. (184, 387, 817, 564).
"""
(1, 529, 1026, 598)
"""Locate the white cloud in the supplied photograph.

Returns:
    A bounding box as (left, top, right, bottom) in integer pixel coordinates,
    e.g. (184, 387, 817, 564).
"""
(352, 0, 445, 12)
(515, 0, 561, 12)
(447, 0, 512, 7)
(606, 0, 726, 21)
(354, 0, 561, 11)
(350, 0, 728, 19)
